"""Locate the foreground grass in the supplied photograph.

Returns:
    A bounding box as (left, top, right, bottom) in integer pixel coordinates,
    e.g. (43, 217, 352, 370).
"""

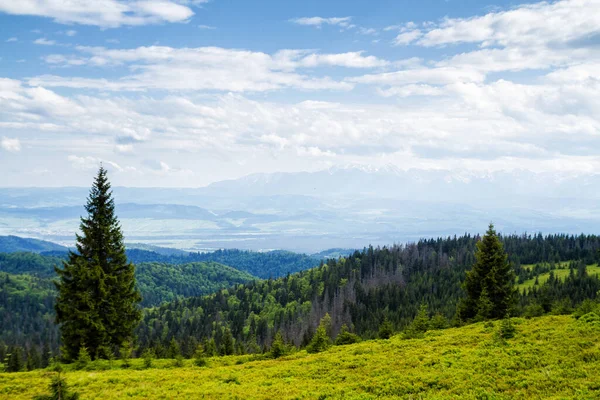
(2, 315, 599, 399)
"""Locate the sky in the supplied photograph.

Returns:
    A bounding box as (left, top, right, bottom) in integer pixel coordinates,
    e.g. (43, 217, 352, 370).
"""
(0, 0, 599, 187)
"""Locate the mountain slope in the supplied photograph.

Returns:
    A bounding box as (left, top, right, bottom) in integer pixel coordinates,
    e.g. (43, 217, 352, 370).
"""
(2, 315, 598, 399)
(0, 236, 67, 253)
(138, 233, 600, 352)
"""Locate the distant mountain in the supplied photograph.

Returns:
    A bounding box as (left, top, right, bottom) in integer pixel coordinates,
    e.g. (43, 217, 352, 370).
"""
(1, 167, 599, 252)
(0, 235, 67, 253)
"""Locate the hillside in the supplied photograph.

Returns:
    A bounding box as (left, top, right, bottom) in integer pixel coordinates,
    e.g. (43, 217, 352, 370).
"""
(1, 315, 599, 399)
(126, 248, 320, 279)
(0, 236, 67, 253)
(137, 234, 600, 354)
(0, 259, 256, 351)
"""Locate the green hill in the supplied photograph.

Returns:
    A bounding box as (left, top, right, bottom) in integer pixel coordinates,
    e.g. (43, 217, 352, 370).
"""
(0, 236, 66, 253)
(1, 315, 599, 399)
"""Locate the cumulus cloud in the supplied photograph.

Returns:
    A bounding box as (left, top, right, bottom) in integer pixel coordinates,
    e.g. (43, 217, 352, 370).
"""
(0, 0, 201, 28)
(1, 137, 21, 152)
(414, 0, 600, 48)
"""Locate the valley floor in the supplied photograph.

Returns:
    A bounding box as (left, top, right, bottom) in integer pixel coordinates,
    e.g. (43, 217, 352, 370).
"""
(1, 315, 599, 399)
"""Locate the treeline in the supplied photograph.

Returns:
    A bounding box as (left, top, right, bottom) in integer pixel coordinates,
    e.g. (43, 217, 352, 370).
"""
(136, 233, 600, 357)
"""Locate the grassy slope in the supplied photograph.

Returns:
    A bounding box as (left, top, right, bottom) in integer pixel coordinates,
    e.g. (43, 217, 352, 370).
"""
(2, 315, 599, 399)
(518, 263, 600, 291)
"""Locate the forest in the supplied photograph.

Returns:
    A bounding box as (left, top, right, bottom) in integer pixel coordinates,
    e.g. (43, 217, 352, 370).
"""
(2, 232, 599, 366)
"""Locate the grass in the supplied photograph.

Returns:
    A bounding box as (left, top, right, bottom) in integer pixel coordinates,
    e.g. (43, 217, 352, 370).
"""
(2, 315, 600, 399)
(517, 263, 600, 292)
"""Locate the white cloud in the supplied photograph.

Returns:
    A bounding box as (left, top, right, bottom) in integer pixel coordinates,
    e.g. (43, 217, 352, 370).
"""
(291, 16, 353, 28)
(6, 37, 17, 42)
(65, 30, 77, 37)
(68, 155, 124, 171)
(415, 0, 600, 48)
(198, 24, 215, 29)
(358, 27, 377, 36)
(34, 46, 392, 92)
(393, 30, 422, 45)
(1, 137, 21, 152)
(33, 38, 56, 45)
(0, 0, 198, 28)
(297, 51, 389, 68)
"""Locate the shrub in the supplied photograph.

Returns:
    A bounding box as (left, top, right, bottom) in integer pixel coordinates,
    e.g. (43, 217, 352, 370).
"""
(523, 303, 545, 319)
(403, 304, 430, 339)
(142, 349, 154, 369)
(335, 325, 361, 345)
(120, 341, 133, 369)
(193, 345, 207, 367)
(34, 372, 80, 400)
(173, 354, 184, 368)
(378, 318, 394, 340)
(573, 300, 600, 319)
(430, 313, 449, 330)
(74, 346, 91, 371)
(551, 299, 573, 315)
(498, 315, 516, 340)
(307, 316, 332, 353)
(270, 331, 287, 359)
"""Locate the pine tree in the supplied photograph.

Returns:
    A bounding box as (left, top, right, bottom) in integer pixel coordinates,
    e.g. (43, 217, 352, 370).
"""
(378, 317, 394, 339)
(27, 346, 42, 371)
(6, 346, 23, 372)
(34, 372, 80, 400)
(221, 327, 234, 356)
(55, 166, 142, 361)
(335, 324, 361, 345)
(270, 331, 286, 359)
(458, 223, 516, 321)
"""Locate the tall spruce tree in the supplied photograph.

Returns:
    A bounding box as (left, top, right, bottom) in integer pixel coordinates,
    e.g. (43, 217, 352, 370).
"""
(458, 223, 516, 321)
(55, 166, 141, 361)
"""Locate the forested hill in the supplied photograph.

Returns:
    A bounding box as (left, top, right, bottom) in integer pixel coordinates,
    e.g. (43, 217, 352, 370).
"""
(17, 246, 320, 279)
(0, 259, 256, 352)
(0, 236, 66, 253)
(125, 248, 321, 279)
(138, 233, 600, 357)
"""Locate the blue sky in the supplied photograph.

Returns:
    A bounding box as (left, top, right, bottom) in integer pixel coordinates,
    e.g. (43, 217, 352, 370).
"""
(0, 0, 599, 187)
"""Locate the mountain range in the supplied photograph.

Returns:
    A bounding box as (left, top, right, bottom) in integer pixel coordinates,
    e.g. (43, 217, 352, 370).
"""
(1, 166, 598, 252)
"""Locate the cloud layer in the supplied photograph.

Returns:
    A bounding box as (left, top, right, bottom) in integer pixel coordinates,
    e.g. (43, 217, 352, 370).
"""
(0, 0, 599, 186)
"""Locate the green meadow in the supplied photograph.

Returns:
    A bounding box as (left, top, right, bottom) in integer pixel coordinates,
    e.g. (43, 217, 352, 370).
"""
(2, 314, 599, 399)
(517, 263, 600, 291)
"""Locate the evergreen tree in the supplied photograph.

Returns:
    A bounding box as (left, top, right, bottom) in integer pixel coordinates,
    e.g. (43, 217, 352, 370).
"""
(307, 315, 332, 353)
(55, 166, 142, 361)
(6, 346, 23, 372)
(34, 372, 80, 400)
(335, 324, 361, 345)
(167, 338, 181, 359)
(459, 223, 516, 321)
(221, 327, 234, 356)
(270, 331, 286, 359)
(378, 317, 394, 339)
(402, 304, 430, 339)
(193, 344, 207, 367)
(27, 346, 42, 371)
